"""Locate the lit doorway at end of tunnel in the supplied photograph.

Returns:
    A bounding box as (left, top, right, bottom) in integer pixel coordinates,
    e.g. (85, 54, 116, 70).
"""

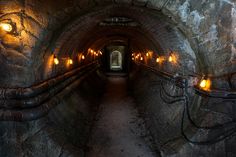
(110, 50, 123, 71)
(102, 45, 129, 74)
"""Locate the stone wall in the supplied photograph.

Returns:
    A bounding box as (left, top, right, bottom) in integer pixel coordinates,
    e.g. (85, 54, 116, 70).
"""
(0, 70, 106, 157)
(129, 65, 236, 157)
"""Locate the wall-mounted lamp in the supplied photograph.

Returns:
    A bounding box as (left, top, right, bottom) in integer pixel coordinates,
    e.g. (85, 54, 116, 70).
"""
(156, 57, 160, 63)
(0, 23, 13, 33)
(168, 55, 173, 62)
(81, 55, 85, 60)
(53, 55, 59, 65)
(68, 58, 73, 65)
(199, 77, 211, 91)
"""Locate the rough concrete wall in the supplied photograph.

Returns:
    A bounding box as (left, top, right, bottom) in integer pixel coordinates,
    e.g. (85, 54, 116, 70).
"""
(162, 0, 235, 75)
(129, 66, 236, 157)
(0, 70, 106, 157)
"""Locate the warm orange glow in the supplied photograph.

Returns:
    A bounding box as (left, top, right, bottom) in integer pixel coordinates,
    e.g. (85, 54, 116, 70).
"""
(99, 51, 102, 55)
(156, 57, 160, 63)
(0, 23, 13, 32)
(68, 58, 73, 65)
(200, 79, 206, 88)
(81, 55, 85, 60)
(132, 57, 134, 60)
(167, 53, 178, 64)
(168, 56, 173, 62)
(146, 53, 149, 57)
(132, 53, 134, 56)
(96, 53, 99, 56)
(88, 49, 95, 54)
(140, 57, 143, 61)
(54, 56, 59, 65)
(199, 78, 211, 91)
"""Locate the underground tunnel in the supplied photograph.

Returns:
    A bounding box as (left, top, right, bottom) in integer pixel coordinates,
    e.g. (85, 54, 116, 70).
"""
(0, 0, 236, 157)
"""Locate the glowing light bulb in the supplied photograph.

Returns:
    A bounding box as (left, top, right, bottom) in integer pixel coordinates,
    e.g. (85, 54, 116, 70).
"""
(140, 57, 143, 61)
(68, 58, 73, 65)
(82, 55, 85, 60)
(199, 78, 211, 91)
(146, 53, 149, 57)
(156, 57, 160, 63)
(168, 56, 173, 62)
(132, 57, 134, 60)
(99, 51, 102, 55)
(200, 79, 207, 88)
(54, 56, 59, 65)
(0, 23, 13, 32)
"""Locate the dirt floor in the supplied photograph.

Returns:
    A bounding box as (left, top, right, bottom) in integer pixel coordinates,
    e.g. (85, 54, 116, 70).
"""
(85, 76, 157, 157)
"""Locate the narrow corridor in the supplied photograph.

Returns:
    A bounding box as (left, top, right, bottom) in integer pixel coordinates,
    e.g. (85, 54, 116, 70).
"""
(85, 76, 156, 157)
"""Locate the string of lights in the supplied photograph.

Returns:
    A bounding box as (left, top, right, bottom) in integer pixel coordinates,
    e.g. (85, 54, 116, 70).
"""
(52, 48, 102, 66)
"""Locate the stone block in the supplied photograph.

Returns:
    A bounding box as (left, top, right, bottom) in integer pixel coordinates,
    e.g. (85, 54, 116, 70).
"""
(0, 0, 23, 14)
(21, 30, 38, 48)
(25, 0, 49, 27)
(23, 17, 43, 38)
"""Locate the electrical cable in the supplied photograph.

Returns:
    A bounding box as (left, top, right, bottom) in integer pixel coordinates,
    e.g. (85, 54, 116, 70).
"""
(183, 90, 236, 130)
(181, 99, 236, 145)
(160, 81, 184, 98)
(160, 85, 185, 104)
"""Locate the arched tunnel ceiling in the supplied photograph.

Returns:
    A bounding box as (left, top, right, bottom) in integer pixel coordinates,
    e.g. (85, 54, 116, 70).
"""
(0, 1, 236, 157)
(52, 5, 172, 55)
(0, 0, 235, 87)
(50, 5, 197, 80)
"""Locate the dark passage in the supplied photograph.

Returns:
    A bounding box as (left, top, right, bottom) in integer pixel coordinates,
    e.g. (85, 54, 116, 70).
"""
(86, 76, 156, 157)
(1, 1, 236, 157)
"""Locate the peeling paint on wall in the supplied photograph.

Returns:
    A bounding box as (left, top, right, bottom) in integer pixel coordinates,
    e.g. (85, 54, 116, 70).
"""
(207, 24, 218, 43)
(178, 1, 204, 34)
(178, 0, 190, 23)
(199, 24, 219, 52)
(181, 39, 196, 59)
(187, 10, 204, 34)
(231, 7, 236, 61)
(220, 0, 234, 7)
(231, 44, 236, 61)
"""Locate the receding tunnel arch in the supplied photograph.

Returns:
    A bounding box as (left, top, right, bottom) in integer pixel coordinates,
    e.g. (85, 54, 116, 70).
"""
(38, 4, 209, 156)
(1, 1, 236, 157)
(110, 50, 123, 70)
(35, 4, 202, 155)
(42, 4, 198, 82)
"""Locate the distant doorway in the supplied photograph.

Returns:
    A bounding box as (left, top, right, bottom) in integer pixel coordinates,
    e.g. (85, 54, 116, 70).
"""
(110, 50, 122, 71)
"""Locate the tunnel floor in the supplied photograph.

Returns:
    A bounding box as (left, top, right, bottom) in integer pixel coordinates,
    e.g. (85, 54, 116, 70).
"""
(85, 76, 157, 157)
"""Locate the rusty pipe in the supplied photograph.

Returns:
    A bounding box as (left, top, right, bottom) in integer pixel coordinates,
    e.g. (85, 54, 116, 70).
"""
(0, 67, 98, 121)
(0, 61, 98, 99)
(0, 65, 98, 109)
